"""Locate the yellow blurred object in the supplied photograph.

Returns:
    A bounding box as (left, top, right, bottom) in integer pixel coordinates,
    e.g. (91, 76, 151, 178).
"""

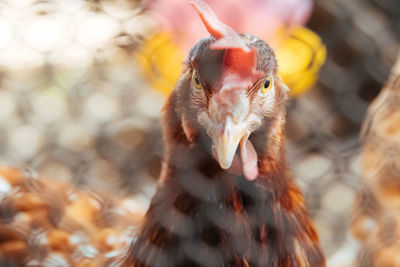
(135, 33, 185, 95)
(275, 26, 326, 96)
(137, 27, 326, 97)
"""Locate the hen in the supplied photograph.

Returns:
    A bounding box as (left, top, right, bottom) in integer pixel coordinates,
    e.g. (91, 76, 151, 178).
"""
(352, 54, 400, 266)
(0, 1, 325, 266)
(122, 1, 325, 266)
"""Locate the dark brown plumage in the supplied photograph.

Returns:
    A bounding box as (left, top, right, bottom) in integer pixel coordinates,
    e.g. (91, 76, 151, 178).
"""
(120, 1, 325, 266)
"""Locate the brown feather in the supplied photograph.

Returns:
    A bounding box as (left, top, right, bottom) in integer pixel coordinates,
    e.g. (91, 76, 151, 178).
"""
(121, 35, 325, 265)
(352, 54, 400, 267)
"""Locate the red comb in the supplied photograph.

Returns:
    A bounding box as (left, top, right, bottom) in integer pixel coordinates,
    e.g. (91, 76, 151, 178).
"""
(190, 0, 262, 88)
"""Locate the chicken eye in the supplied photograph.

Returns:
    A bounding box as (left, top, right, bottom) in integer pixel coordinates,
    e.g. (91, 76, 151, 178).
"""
(192, 71, 202, 90)
(261, 78, 273, 94)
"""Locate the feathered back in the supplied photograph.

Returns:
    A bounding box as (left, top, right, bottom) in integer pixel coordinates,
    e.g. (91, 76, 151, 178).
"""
(352, 54, 400, 266)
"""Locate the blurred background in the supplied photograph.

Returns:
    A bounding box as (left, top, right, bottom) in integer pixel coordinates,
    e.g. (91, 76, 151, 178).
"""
(0, 0, 398, 264)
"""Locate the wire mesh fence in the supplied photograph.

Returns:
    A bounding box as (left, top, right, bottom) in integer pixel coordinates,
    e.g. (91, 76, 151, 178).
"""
(0, 0, 398, 265)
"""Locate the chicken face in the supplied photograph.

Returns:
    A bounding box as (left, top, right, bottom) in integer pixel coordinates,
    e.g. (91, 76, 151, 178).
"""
(183, 37, 287, 181)
(181, 1, 288, 181)
(199, 70, 277, 168)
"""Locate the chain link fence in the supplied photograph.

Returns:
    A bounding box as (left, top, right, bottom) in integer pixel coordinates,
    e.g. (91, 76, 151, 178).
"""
(0, 0, 398, 265)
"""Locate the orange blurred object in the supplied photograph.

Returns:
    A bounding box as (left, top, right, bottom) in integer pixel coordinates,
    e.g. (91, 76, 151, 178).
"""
(0, 166, 145, 266)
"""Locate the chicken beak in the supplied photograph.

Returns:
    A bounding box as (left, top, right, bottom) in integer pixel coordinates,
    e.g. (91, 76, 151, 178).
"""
(212, 116, 246, 169)
(197, 86, 259, 171)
